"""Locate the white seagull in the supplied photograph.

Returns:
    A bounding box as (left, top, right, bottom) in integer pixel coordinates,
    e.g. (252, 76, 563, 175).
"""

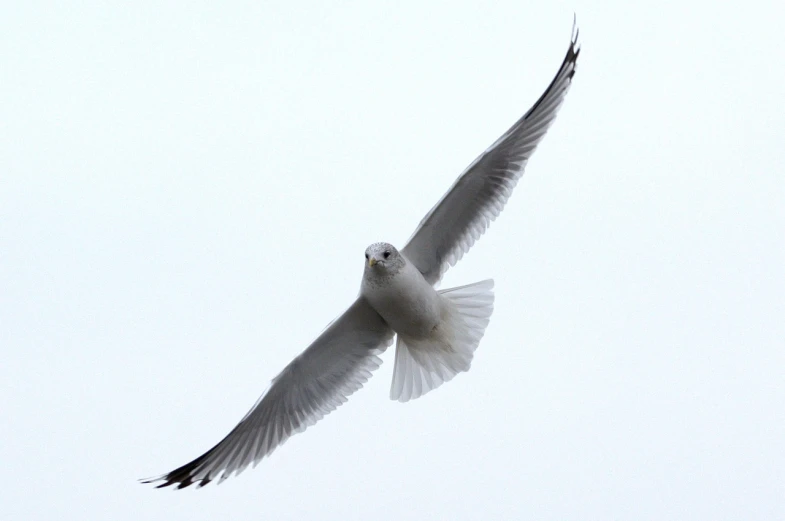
(145, 21, 580, 489)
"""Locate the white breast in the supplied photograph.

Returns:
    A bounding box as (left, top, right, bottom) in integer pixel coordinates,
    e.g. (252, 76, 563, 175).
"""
(361, 258, 443, 339)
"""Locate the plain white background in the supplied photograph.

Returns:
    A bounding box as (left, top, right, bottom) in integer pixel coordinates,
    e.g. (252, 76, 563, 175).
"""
(2, 1, 783, 519)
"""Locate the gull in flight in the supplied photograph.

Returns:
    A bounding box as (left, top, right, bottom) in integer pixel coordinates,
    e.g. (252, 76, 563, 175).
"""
(144, 21, 580, 489)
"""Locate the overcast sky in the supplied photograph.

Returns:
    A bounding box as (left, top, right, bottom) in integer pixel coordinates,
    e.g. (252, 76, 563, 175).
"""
(2, 1, 783, 520)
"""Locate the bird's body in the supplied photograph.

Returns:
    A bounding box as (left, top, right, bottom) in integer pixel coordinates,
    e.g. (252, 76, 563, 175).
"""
(361, 246, 441, 340)
(144, 21, 580, 489)
(361, 243, 495, 402)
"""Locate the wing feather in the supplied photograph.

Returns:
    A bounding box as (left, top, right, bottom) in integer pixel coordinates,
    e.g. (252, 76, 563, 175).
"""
(403, 23, 580, 284)
(143, 297, 393, 489)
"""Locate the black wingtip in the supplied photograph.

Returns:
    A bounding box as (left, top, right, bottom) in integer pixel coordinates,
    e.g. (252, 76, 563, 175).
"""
(139, 475, 179, 489)
(141, 450, 214, 490)
(571, 16, 581, 59)
(565, 16, 581, 80)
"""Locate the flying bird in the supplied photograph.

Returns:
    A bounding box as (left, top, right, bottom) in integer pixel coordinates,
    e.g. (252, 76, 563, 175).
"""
(144, 21, 580, 489)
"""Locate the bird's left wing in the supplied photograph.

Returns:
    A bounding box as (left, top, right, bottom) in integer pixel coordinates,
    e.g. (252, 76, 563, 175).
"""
(143, 297, 393, 489)
(402, 23, 580, 285)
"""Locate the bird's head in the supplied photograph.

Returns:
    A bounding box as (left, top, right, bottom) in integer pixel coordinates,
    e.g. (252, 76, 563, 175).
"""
(364, 242, 404, 275)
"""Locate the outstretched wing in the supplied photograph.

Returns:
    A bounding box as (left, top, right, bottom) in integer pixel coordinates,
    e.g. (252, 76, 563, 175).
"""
(143, 297, 393, 489)
(402, 23, 580, 285)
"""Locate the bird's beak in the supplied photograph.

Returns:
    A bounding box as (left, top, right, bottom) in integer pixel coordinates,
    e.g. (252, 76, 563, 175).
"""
(368, 257, 377, 267)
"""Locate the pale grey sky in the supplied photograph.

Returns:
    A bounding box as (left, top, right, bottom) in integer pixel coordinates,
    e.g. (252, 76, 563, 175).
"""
(2, 1, 783, 520)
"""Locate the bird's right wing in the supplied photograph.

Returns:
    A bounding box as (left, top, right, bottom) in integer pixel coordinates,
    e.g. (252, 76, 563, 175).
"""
(402, 22, 580, 285)
(143, 297, 393, 489)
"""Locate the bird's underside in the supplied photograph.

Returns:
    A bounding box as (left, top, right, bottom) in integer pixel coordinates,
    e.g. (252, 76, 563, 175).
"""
(143, 21, 580, 489)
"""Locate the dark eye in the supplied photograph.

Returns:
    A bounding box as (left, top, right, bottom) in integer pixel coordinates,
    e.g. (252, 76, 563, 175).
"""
(365, 253, 369, 259)
(383, 251, 391, 259)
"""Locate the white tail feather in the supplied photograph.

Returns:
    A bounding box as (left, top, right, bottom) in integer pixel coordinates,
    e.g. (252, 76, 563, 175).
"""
(390, 279, 494, 402)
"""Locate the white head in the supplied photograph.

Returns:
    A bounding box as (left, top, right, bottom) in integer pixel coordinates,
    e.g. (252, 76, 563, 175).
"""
(364, 242, 404, 276)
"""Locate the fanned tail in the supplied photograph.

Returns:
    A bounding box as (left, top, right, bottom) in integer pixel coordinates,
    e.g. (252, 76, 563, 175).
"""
(390, 279, 494, 402)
